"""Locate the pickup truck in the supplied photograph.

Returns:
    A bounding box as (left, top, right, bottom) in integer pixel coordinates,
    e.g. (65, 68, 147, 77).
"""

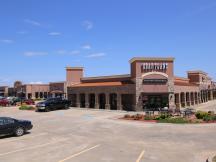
(36, 98, 71, 112)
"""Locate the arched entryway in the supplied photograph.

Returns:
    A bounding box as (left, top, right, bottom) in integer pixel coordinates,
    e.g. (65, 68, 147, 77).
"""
(99, 93, 106, 109)
(80, 94, 85, 108)
(110, 93, 117, 110)
(68, 94, 77, 107)
(122, 94, 134, 111)
(89, 94, 95, 108)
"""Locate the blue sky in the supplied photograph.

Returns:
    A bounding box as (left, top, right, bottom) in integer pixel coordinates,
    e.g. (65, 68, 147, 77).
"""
(0, 0, 216, 86)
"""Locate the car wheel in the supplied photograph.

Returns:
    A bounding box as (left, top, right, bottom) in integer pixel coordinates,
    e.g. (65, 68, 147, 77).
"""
(64, 104, 69, 109)
(45, 107, 50, 112)
(15, 127, 25, 136)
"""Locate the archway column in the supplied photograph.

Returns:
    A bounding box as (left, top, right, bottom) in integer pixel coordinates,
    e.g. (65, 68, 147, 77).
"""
(117, 93, 123, 110)
(194, 92, 198, 105)
(175, 93, 181, 109)
(197, 92, 200, 104)
(210, 90, 214, 100)
(95, 93, 99, 109)
(206, 90, 208, 102)
(85, 93, 89, 108)
(186, 92, 191, 107)
(201, 91, 204, 103)
(76, 93, 80, 107)
(105, 93, 110, 110)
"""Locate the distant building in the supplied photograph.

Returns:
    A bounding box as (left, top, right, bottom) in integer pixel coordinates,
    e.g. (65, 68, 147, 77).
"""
(49, 82, 67, 98)
(0, 86, 8, 97)
(0, 81, 67, 99)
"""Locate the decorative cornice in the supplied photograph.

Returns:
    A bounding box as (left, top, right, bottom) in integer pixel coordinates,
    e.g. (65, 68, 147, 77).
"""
(81, 74, 131, 81)
(129, 57, 175, 63)
(66, 67, 84, 70)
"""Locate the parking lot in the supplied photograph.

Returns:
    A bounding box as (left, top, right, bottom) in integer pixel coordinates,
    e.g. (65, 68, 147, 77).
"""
(0, 107, 216, 162)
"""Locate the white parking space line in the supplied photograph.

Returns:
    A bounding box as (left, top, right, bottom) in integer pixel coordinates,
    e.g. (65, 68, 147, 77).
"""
(0, 139, 66, 157)
(136, 150, 145, 162)
(0, 133, 48, 144)
(58, 144, 100, 162)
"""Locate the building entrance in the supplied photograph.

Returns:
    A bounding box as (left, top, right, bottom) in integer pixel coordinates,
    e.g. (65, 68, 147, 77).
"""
(142, 94, 169, 111)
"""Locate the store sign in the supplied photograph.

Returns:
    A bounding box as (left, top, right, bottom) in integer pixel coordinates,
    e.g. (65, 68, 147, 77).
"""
(142, 62, 168, 71)
(143, 79, 167, 84)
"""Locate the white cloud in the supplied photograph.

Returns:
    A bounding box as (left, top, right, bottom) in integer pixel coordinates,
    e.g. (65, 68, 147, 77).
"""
(57, 50, 67, 54)
(29, 81, 43, 84)
(0, 39, 14, 43)
(82, 20, 93, 30)
(17, 31, 28, 34)
(86, 53, 106, 58)
(24, 19, 41, 26)
(57, 50, 80, 55)
(82, 44, 91, 50)
(69, 50, 80, 55)
(48, 32, 61, 36)
(24, 51, 48, 57)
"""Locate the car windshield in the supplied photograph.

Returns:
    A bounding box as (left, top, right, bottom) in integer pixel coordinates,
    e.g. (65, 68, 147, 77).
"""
(46, 98, 61, 101)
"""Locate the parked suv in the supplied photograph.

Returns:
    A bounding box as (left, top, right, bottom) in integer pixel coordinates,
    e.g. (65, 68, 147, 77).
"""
(36, 98, 71, 112)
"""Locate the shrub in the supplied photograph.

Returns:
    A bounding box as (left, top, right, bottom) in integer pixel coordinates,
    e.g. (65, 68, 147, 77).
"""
(158, 117, 188, 124)
(203, 115, 216, 122)
(19, 105, 35, 111)
(195, 111, 209, 119)
(155, 113, 171, 120)
(124, 114, 131, 118)
(144, 115, 156, 120)
(134, 114, 144, 120)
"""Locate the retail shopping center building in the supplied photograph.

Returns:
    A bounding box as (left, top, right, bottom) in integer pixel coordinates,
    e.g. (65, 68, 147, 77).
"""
(1, 57, 216, 111)
(67, 57, 216, 111)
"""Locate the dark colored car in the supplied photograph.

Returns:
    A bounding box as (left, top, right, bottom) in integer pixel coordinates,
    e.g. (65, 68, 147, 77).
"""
(0, 117, 33, 137)
(0, 99, 10, 107)
(36, 98, 71, 112)
(23, 99, 35, 105)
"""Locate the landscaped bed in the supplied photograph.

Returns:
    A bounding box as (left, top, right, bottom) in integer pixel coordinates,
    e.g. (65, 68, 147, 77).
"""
(122, 110, 216, 124)
(19, 105, 36, 111)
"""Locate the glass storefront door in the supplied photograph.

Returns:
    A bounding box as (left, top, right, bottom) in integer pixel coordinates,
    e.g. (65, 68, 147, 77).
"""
(142, 94, 168, 111)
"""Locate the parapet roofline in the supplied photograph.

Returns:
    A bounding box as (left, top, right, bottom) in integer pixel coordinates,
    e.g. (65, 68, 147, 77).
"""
(24, 84, 49, 86)
(66, 67, 84, 70)
(81, 74, 131, 81)
(130, 57, 175, 63)
(174, 76, 190, 81)
(49, 81, 66, 84)
(187, 70, 208, 75)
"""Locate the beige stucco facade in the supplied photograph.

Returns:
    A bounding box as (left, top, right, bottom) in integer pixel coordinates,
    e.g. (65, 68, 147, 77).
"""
(67, 57, 216, 111)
